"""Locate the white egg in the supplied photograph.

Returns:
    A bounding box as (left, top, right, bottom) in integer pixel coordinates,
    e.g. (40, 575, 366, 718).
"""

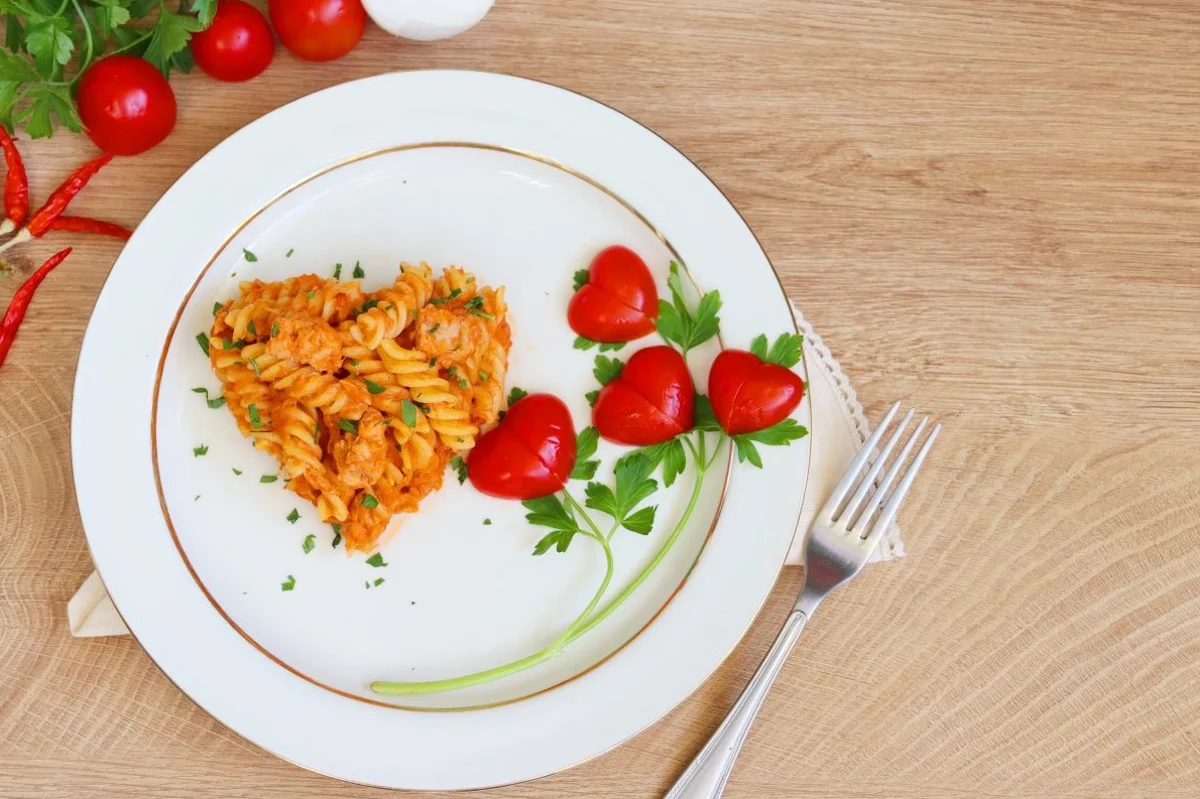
(362, 0, 496, 42)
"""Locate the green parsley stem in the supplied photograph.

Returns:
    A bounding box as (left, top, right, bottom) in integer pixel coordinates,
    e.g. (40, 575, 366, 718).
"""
(71, 0, 95, 76)
(548, 528, 614, 653)
(562, 431, 713, 645)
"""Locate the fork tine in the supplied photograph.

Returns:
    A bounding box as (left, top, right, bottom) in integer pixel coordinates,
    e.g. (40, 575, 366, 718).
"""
(852, 415, 929, 536)
(862, 422, 941, 544)
(822, 401, 900, 518)
(838, 408, 914, 527)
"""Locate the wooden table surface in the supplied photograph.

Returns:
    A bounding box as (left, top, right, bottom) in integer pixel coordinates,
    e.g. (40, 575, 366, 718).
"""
(3, 1, 1198, 797)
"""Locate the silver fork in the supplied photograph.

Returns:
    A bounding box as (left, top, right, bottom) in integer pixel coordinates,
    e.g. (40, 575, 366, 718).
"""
(664, 403, 940, 799)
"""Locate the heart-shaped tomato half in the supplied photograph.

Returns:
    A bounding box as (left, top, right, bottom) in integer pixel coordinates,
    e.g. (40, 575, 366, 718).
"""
(567, 245, 659, 342)
(708, 350, 805, 435)
(468, 393, 576, 499)
(593, 346, 694, 445)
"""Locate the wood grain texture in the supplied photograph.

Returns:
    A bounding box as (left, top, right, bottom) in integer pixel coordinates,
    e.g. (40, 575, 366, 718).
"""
(2, 1, 1198, 796)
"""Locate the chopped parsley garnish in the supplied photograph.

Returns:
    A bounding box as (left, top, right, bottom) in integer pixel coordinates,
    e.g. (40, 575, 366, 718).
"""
(400, 399, 417, 428)
(271, 321, 280, 337)
(478, 370, 489, 381)
(306, 290, 316, 299)
(232, 468, 242, 476)
(483, 518, 492, 526)
(247, 357, 261, 377)
(286, 248, 294, 258)
(361, 495, 380, 510)
(260, 474, 278, 483)
(331, 523, 342, 548)
(349, 358, 359, 366)
(457, 377, 469, 389)
(450, 456, 468, 484)
(248, 403, 265, 429)
(465, 296, 494, 319)
(221, 338, 246, 350)
(339, 419, 359, 434)
(311, 424, 320, 443)
(333, 263, 342, 279)
(247, 320, 256, 336)
(286, 508, 300, 524)
(357, 299, 380, 316)
(242, 248, 258, 262)
(352, 261, 365, 279)
(302, 534, 316, 554)
(212, 302, 222, 316)
(193, 444, 208, 457)
(364, 379, 386, 395)
(373, 577, 385, 587)
(281, 575, 295, 591)
(466, 277, 475, 283)
(196, 332, 210, 357)
(429, 288, 462, 305)
(366, 552, 387, 567)
(191, 387, 226, 409)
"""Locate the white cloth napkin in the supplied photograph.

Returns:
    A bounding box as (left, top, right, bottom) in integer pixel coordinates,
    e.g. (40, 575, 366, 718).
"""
(67, 306, 901, 637)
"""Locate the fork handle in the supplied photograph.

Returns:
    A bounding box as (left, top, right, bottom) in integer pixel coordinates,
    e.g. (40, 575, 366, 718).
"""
(663, 609, 810, 799)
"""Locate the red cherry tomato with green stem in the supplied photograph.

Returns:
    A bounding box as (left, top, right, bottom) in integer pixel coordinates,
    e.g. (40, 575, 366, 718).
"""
(708, 349, 805, 435)
(592, 346, 694, 445)
(468, 393, 577, 500)
(568, 245, 659, 342)
(268, 0, 366, 62)
(76, 56, 176, 156)
(191, 0, 275, 82)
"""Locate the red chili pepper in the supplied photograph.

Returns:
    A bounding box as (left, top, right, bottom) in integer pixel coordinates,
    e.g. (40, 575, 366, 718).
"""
(0, 128, 28, 233)
(26, 154, 113, 237)
(47, 216, 132, 240)
(0, 247, 72, 367)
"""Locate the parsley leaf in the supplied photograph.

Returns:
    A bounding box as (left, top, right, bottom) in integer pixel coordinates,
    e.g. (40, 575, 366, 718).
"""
(449, 456, 468, 484)
(339, 419, 359, 434)
(286, 508, 300, 524)
(242, 248, 257, 263)
(732, 419, 809, 468)
(281, 575, 295, 591)
(400, 398, 417, 427)
(593, 355, 624, 386)
(190, 0, 218, 27)
(192, 444, 208, 457)
(507, 387, 528, 406)
(333, 263, 342, 279)
(373, 577, 385, 587)
(246, 320, 257, 336)
(142, 8, 204, 78)
(429, 288, 462, 305)
(195, 332, 210, 357)
(331, 523, 342, 547)
(271, 321, 280, 338)
(247, 403, 265, 429)
(585, 390, 600, 407)
(478, 370, 490, 382)
(571, 427, 600, 481)
(523, 495, 581, 555)
(352, 261, 365, 279)
(656, 262, 722, 355)
(661, 438, 688, 488)
(260, 474, 278, 483)
(693, 394, 721, 432)
(302, 534, 315, 554)
(483, 518, 492, 526)
(585, 453, 658, 534)
(357, 298, 380, 315)
(599, 342, 625, 352)
(361, 494, 379, 510)
(572, 268, 589, 291)
(286, 248, 295, 258)
(191, 387, 226, 409)
(573, 336, 597, 351)
(366, 552, 387, 567)
(364, 379, 386, 395)
(231, 468, 242, 476)
(212, 301, 222, 316)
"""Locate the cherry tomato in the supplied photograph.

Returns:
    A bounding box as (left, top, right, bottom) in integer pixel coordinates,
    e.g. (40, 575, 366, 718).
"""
(708, 350, 805, 435)
(76, 56, 177, 156)
(468, 393, 577, 500)
(593, 346, 694, 445)
(568, 245, 659, 342)
(191, 0, 275, 82)
(268, 0, 366, 62)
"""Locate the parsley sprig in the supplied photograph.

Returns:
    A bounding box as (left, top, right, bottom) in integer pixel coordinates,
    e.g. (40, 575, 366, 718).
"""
(1, 0, 217, 139)
(656, 261, 722, 355)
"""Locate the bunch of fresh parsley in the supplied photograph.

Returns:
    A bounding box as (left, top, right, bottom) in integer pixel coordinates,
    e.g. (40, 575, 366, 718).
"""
(0, 0, 215, 137)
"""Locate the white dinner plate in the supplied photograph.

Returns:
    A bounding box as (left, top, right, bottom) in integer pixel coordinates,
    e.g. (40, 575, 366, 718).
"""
(72, 70, 811, 790)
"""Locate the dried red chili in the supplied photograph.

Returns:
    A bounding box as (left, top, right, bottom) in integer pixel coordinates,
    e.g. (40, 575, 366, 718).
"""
(0, 247, 72, 367)
(0, 128, 28, 236)
(26, 154, 113, 237)
(47, 216, 132, 240)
